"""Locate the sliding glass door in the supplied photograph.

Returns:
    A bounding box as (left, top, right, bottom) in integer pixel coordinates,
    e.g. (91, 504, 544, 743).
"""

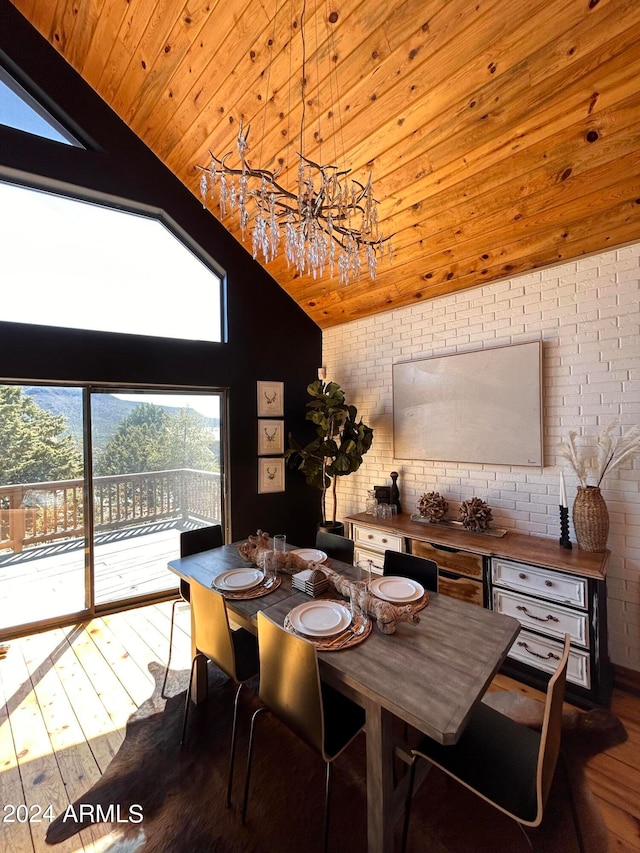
(0, 384, 224, 634)
(0, 384, 87, 630)
(91, 390, 223, 605)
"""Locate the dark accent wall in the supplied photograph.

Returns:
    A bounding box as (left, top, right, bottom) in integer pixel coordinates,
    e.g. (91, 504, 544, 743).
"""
(0, 1, 322, 547)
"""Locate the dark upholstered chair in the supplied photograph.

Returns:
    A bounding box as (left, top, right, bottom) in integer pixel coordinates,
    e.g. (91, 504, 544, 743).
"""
(315, 530, 355, 565)
(181, 583, 259, 808)
(162, 525, 224, 697)
(382, 549, 438, 592)
(401, 634, 575, 852)
(242, 613, 365, 851)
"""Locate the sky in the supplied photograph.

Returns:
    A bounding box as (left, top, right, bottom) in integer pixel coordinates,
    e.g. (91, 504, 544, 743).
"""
(113, 393, 220, 419)
(0, 76, 222, 343)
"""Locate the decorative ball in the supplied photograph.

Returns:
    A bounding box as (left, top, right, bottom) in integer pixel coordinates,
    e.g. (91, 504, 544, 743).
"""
(417, 491, 449, 522)
(459, 497, 493, 531)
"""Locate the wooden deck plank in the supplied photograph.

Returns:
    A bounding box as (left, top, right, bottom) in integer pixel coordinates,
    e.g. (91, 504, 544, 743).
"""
(81, 618, 155, 708)
(0, 526, 180, 632)
(36, 628, 123, 774)
(0, 636, 85, 853)
(20, 631, 106, 849)
(60, 623, 137, 732)
(0, 650, 33, 853)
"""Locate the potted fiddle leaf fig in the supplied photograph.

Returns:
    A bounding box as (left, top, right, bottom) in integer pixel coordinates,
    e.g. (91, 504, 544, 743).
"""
(286, 379, 374, 534)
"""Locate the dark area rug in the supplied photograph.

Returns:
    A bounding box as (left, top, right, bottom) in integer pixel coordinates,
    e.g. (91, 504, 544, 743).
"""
(46, 662, 626, 853)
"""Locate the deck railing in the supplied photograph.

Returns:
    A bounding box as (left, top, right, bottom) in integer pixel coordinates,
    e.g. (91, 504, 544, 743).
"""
(0, 469, 221, 553)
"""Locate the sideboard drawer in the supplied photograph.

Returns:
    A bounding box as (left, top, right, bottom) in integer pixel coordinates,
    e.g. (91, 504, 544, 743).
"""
(439, 571, 484, 608)
(493, 589, 589, 649)
(492, 558, 586, 609)
(352, 525, 403, 554)
(412, 540, 483, 580)
(354, 547, 384, 574)
(509, 629, 591, 689)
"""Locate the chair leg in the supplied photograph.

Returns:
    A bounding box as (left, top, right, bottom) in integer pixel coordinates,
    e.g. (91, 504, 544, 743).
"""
(226, 682, 244, 808)
(401, 755, 418, 853)
(323, 761, 332, 853)
(560, 751, 585, 853)
(241, 706, 267, 826)
(180, 654, 203, 746)
(161, 598, 179, 698)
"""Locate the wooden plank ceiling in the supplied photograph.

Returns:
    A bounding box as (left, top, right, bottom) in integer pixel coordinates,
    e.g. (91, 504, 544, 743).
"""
(10, 0, 640, 328)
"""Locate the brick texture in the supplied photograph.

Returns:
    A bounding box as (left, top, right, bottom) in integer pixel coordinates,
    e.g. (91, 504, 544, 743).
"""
(322, 245, 640, 671)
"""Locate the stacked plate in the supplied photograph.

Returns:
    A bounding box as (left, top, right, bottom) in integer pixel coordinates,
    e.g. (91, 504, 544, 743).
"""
(291, 568, 329, 596)
(368, 576, 424, 603)
(288, 600, 351, 637)
(212, 568, 264, 592)
(291, 548, 328, 564)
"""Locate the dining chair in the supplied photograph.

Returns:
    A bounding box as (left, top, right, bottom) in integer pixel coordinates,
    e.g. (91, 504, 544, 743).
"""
(383, 549, 438, 592)
(241, 612, 365, 851)
(315, 530, 354, 564)
(181, 582, 259, 808)
(162, 524, 223, 697)
(401, 634, 577, 853)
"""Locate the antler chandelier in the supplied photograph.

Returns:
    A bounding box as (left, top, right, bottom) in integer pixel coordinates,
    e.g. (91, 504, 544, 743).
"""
(197, 0, 392, 286)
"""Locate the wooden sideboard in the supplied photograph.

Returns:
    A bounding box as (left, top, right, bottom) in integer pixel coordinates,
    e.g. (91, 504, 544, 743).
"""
(345, 512, 613, 709)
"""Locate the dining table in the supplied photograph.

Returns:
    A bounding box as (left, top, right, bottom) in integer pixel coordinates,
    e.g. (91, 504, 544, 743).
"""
(168, 541, 521, 853)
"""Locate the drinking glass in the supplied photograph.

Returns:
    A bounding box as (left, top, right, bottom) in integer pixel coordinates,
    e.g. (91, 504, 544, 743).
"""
(273, 533, 286, 574)
(261, 549, 276, 581)
(356, 560, 372, 591)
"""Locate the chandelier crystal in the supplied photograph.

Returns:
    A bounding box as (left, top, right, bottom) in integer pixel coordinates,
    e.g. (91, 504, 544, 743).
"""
(196, 3, 392, 286)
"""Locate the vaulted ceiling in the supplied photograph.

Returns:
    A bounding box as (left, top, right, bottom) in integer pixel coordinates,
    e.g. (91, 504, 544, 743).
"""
(9, 0, 640, 328)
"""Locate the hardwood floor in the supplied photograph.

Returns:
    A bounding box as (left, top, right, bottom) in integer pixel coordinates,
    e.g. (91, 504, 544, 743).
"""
(0, 603, 639, 852)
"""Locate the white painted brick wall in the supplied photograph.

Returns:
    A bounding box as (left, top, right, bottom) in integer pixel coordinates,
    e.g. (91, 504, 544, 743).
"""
(322, 244, 640, 672)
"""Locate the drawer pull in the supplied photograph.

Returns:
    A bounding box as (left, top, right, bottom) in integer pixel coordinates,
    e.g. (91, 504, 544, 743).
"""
(545, 580, 553, 587)
(368, 534, 374, 540)
(517, 641, 561, 662)
(382, 538, 388, 544)
(515, 605, 559, 623)
(518, 573, 527, 580)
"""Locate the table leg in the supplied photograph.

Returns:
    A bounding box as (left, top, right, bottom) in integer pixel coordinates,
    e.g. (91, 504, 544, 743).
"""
(365, 699, 396, 853)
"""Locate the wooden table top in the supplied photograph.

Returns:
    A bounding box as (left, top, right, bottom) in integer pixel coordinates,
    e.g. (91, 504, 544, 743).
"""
(169, 542, 521, 745)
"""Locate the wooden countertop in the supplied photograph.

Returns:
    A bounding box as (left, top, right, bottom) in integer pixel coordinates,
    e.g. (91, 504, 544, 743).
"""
(346, 512, 609, 580)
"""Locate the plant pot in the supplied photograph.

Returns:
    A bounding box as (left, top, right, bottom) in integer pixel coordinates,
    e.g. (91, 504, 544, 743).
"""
(317, 521, 345, 536)
(573, 486, 609, 552)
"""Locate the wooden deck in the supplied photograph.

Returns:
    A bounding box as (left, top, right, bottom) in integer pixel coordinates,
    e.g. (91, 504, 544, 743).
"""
(0, 603, 639, 852)
(0, 524, 182, 634)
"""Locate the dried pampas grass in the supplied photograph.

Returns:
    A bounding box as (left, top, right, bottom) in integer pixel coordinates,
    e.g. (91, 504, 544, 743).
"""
(559, 421, 640, 487)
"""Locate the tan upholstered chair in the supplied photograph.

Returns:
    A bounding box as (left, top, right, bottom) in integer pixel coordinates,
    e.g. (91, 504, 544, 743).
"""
(181, 583, 259, 808)
(241, 612, 365, 852)
(162, 524, 223, 697)
(401, 634, 577, 851)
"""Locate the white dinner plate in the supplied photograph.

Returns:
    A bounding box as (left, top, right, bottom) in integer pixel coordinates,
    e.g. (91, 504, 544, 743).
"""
(214, 568, 264, 592)
(291, 548, 328, 563)
(369, 576, 425, 603)
(288, 601, 351, 637)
